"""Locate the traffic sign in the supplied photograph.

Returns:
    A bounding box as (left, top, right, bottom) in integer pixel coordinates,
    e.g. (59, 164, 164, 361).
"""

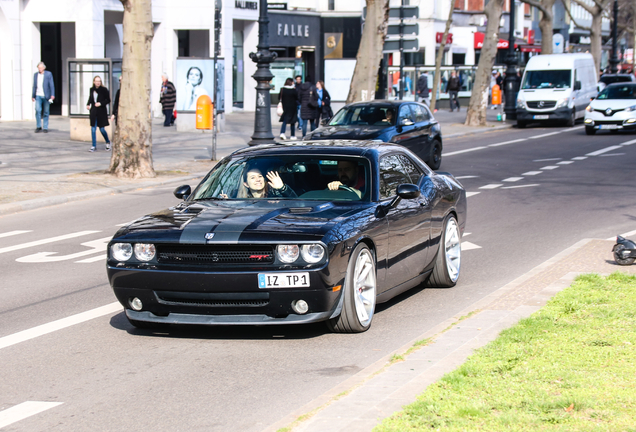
(389, 6, 418, 19)
(387, 24, 418, 36)
(383, 39, 419, 52)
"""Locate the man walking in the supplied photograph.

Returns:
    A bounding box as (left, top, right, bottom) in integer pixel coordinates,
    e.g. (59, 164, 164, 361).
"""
(160, 74, 176, 126)
(32, 62, 55, 133)
(416, 72, 429, 106)
(447, 70, 461, 112)
(294, 75, 304, 132)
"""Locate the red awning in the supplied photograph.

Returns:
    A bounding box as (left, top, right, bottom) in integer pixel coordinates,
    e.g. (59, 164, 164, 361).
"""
(474, 32, 509, 50)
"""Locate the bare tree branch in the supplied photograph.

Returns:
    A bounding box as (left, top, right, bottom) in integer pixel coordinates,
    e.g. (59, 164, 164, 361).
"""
(563, 0, 592, 30)
(519, 0, 549, 14)
(570, 0, 595, 15)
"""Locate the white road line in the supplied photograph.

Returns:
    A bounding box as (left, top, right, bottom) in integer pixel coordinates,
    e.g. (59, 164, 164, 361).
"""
(540, 165, 559, 170)
(530, 131, 563, 139)
(571, 156, 587, 160)
(599, 153, 625, 157)
(0, 230, 32, 239)
(0, 231, 100, 255)
(620, 139, 636, 146)
(461, 241, 482, 251)
(557, 161, 574, 165)
(16, 237, 111, 263)
(586, 145, 622, 156)
(466, 192, 481, 197)
(0, 302, 121, 350)
(501, 184, 540, 189)
(606, 229, 636, 240)
(76, 254, 107, 263)
(522, 171, 543, 176)
(463, 232, 472, 237)
(533, 158, 561, 162)
(479, 184, 503, 189)
(454, 175, 479, 179)
(502, 177, 523, 182)
(0, 401, 63, 429)
(488, 138, 526, 147)
(444, 146, 488, 157)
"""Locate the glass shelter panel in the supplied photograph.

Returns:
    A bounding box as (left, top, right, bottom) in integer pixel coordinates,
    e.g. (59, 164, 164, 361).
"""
(68, 59, 112, 116)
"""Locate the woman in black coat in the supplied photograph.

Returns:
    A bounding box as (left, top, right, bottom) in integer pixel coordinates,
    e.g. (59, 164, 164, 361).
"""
(316, 80, 332, 126)
(278, 78, 299, 140)
(85, 75, 111, 152)
(298, 80, 318, 137)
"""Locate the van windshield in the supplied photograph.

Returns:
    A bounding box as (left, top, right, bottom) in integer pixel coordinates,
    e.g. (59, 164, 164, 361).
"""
(522, 70, 572, 89)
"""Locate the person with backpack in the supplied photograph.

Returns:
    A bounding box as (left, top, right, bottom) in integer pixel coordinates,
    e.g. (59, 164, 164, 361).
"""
(278, 78, 299, 140)
(298, 77, 318, 137)
(315, 80, 332, 126)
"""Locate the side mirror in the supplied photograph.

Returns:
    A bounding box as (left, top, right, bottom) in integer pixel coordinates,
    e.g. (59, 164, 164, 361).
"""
(574, 81, 582, 91)
(173, 185, 191, 200)
(400, 118, 414, 126)
(397, 183, 421, 200)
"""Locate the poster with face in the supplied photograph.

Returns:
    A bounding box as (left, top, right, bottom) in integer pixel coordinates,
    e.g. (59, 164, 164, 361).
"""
(176, 59, 215, 112)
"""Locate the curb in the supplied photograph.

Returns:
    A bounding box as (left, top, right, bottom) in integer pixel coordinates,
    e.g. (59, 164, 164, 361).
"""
(261, 238, 596, 432)
(0, 173, 207, 217)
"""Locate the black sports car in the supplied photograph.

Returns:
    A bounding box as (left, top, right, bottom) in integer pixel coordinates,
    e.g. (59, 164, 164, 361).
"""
(304, 101, 444, 170)
(107, 141, 466, 333)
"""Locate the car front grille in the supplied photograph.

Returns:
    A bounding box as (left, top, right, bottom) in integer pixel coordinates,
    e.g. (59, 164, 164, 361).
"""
(527, 101, 557, 109)
(157, 244, 275, 265)
(155, 291, 269, 308)
(593, 120, 625, 125)
(594, 108, 625, 116)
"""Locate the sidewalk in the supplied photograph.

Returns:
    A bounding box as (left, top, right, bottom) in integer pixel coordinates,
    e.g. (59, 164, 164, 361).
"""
(0, 107, 510, 216)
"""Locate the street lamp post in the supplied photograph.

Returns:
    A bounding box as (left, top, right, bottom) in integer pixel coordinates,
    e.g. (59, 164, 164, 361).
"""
(609, 0, 619, 74)
(248, 0, 277, 146)
(503, 0, 520, 120)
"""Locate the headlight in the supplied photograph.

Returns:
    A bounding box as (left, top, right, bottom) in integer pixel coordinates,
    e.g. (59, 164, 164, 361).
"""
(301, 244, 325, 263)
(516, 98, 526, 109)
(277, 245, 299, 263)
(134, 243, 156, 261)
(624, 105, 636, 112)
(556, 98, 569, 108)
(586, 105, 592, 112)
(111, 243, 133, 261)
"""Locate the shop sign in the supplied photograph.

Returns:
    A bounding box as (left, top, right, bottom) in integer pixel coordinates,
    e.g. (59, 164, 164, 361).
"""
(268, 13, 320, 47)
(435, 32, 453, 44)
(235, 1, 257, 9)
(474, 32, 509, 49)
(324, 33, 343, 59)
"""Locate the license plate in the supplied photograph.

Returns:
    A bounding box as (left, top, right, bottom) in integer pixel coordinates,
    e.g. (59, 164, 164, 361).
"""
(533, 115, 549, 120)
(258, 272, 310, 288)
(600, 124, 618, 129)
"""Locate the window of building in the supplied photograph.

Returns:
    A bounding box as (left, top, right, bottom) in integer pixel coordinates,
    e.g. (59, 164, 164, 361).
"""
(328, 0, 335, 10)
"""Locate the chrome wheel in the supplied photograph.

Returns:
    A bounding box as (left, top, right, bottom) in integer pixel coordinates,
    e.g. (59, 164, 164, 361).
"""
(353, 249, 376, 326)
(444, 218, 461, 282)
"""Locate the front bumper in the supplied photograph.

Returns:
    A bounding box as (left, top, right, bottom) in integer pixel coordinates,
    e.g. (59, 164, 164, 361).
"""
(516, 106, 572, 122)
(584, 112, 636, 130)
(108, 266, 344, 326)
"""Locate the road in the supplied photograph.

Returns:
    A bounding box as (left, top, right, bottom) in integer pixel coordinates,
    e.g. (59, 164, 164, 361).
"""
(1, 125, 635, 431)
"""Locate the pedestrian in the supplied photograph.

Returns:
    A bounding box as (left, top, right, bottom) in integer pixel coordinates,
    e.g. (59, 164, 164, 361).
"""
(111, 75, 121, 125)
(85, 75, 111, 152)
(489, 71, 497, 109)
(160, 73, 176, 126)
(416, 72, 430, 106)
(298, 77, 318, 137)
(294, 75, 304, 132)
(392, 71, 399, 98)
(278, 78, 298, 140)
(31, 62, 55, 133)
(495, 71, 503, 89)
(315, 80, 332, 126)
(447, 70, 461, 112)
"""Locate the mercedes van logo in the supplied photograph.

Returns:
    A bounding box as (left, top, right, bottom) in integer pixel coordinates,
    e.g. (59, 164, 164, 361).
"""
(538, 101, 544, 108)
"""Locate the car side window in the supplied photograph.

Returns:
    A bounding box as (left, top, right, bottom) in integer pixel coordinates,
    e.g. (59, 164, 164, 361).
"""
(379, 154, 412, 200)
(409, 104, 428, 123)
(396, 155, 423, 184)
(397, 105, 414, 125)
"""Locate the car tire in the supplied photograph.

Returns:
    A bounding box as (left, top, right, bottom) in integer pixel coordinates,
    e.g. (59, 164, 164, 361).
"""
(327, 243, 376, 333)
(585, 126, 596, 135)
(613, 244, 635, 266)
(566, 109, 576, 127)
(426, 214, 461, 288)
(517, 121, 526, 129)
(427, 139, 442, 170)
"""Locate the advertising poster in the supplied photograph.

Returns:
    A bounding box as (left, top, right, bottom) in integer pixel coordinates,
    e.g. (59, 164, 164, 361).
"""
(324, 59, 356, 102)
(176, 58, 215, 112)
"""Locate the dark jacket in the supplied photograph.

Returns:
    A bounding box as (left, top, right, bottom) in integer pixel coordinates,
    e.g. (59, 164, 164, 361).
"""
(112, 89, 120, 122)
(317, 88, 332, 120)
(160, 81, 177, 111)
(299, 82, 318, 120)
(86, 86, 111, 128)
(245, 184, 297, 199)
(447, 76, 461, 92)
(416, 74, 428, 96)
(279, 86, 298, 124)
(32, 71, 55, 100)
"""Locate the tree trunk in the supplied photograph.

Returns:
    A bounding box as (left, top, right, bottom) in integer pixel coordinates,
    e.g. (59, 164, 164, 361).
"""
(430, 0, 454, 112)
(590, 6, 603, 76)
(538, 5, 554, 55)
(464, 0, 505, 126)
(108, 0, 155, 179)
(346, 0, 390, 103)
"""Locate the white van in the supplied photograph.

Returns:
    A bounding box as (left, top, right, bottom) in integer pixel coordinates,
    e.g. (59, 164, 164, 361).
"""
(516, 54, 597, 128)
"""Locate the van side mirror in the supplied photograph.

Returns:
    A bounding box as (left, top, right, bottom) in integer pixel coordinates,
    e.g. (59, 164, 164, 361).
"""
(574, 81, 582, 91)
(173, 185, 191, 200)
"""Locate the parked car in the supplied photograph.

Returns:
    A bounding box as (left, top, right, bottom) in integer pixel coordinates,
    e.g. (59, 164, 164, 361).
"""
(584, 82, 636, 135)
(516, 53, 598, 128)
(107, 142, 466, 333)
(304, 101, 444, 170)
(598, 73, 636, 86)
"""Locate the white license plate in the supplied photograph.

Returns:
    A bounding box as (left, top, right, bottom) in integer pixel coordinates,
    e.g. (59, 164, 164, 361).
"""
(258, 272, 310, 288)
(533, 115, 549, 120)
(600, 124, 618, 129)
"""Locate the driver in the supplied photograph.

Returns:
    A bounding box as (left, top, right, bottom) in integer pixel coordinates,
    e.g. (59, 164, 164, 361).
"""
(327, 160, 364, 198)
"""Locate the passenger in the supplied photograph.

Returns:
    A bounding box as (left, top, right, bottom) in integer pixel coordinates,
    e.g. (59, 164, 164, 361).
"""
(235, 168, 297, 199)
(327, 160, 364, 198)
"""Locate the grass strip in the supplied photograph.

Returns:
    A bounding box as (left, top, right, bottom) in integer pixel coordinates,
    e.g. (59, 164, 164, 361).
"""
(375, 272, 636, 431)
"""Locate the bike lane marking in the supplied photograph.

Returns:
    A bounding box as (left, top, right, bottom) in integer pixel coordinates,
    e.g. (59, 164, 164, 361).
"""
(0, 230, 32, 239)
(0, 231, 100, 255)
(0, 401, 63, 429)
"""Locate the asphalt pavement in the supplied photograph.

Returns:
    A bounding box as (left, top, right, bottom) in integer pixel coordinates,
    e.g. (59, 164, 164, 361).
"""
(2, 110, 636, 431)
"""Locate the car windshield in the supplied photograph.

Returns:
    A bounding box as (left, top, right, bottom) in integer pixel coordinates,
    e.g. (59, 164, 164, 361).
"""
(600, 76, 633, 85)
(596, 84, 636, 100)
(191, 155, 371, 202)
(329, 105, 397, 126)
(521, 70, 572, 89)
